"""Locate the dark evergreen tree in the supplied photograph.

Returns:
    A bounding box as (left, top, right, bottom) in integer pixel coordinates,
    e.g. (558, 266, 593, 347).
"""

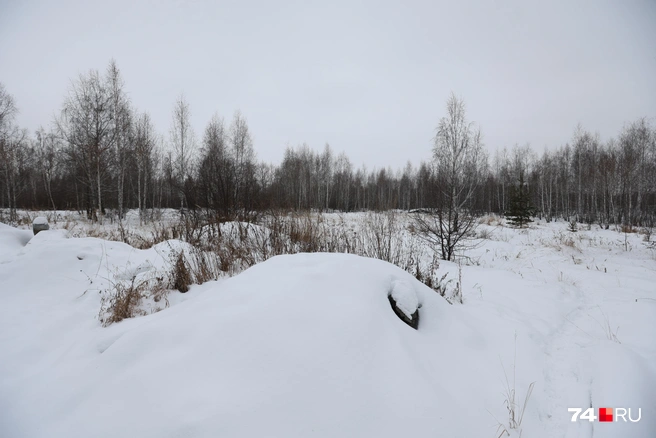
(506, 172, 534, 228)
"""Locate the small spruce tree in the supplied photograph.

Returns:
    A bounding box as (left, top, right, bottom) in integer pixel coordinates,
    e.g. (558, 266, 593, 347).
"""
(506, 172, 534, 228)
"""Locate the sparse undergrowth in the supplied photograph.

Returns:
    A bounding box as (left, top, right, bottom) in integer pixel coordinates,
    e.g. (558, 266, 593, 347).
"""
(96, 210, 453, 325)
(10, 208, 648, 325)
(99, 273, 169, 326)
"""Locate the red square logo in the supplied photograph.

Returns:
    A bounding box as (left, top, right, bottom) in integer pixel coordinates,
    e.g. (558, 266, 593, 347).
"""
(599, 407, 613, 422)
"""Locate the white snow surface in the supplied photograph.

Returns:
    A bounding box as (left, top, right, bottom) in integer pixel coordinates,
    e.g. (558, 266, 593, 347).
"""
(389, 277, 419, 317)
(1, 217, 655, 437)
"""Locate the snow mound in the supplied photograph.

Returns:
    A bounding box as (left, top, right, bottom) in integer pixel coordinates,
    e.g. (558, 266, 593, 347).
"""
(1, 223, 655, 438)
(1, 250, 476, 438)
(0, 222, 33, 263)
(32, 216, 48, 225)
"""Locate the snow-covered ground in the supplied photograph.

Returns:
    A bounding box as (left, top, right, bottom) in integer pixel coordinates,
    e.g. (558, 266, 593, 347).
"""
(0, 214, 654, 437)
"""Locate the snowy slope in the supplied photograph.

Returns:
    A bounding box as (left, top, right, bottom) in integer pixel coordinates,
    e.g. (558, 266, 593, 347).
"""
(0, 220, 655, 437)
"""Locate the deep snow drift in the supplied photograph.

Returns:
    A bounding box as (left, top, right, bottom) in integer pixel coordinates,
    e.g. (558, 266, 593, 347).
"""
(0, 219, 655, 437)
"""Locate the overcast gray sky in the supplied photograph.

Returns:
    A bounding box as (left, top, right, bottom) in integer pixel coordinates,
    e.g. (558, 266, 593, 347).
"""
(1, 0, 655, 168)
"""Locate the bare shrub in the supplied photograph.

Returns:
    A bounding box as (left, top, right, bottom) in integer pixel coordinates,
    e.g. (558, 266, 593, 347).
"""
(178, 212, 207, 247)
(479, 214, 499, 226)
(172, 251, 191, 293)
(476, 227, 494, 240)
(621, 224, 636, 234)
(100, 277, 147, 326)
(434, 272, 452, 300)
(412, 252, 442, 290)
(93, 210, 459, 324)
(150, 221, 177, 245)
(546, 231, 580, 252)
(563, 236, 577, 249)
(162, 211, 426, 292)
(412, 210, 481, 262)
(412, 252, 462, 304)
(99, 274, 169, 327)
(186, 247, 222, 284)
(361, 211, 400, 263)
(288, 212, 322, 252)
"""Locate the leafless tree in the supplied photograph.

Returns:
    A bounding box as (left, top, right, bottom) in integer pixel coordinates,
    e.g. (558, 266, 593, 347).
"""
(3, 62, 656, 230)
(0, 108, 27, 222)
(198, 113, 233, 215)
(414, 93, 486, 261)
(170, 94, 195, 210)
(56, 69, 114, 221)
(229, 110, 255, 213)
(134, 112, 156, 223)
(0, 83, 17, 131)
(318, 143, 333, 211)
(334, 152, 352, 211)
(106, 59, 132, 220)
(0, 84, 19, 217)
(35, 127, 60, 212)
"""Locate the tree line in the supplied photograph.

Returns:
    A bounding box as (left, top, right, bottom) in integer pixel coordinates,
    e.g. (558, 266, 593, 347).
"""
(1, 60, 654, 227)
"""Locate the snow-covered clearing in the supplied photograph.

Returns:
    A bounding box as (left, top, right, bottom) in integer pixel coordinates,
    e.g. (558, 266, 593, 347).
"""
(0, 213, 654, 437)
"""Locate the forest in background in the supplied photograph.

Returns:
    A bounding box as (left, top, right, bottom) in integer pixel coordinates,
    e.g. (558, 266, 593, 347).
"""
(1, 60, 655, 227)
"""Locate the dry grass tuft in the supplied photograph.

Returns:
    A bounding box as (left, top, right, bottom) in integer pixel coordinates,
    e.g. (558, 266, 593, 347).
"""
(590, 307, 621, 344)
(99, 274, 169, 326)
(620, 224, 637, 234)
(100, 277, 147, 325)
(172, 251, 191, 293)
(494, 335, 535, 437)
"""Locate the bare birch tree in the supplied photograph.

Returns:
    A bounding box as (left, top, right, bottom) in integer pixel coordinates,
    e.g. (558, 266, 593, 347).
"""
(0, 97, 27, 222)
(170, 94, 195, 210)
(0, 84, 19, 221)
(35, 127, 60, 212)
(414, 93, 486, 261)
(106, 59, 132, 220)
(229, 111, 255, 213)
(56, 70, 114, 221)
(134, 112, 156, 223)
